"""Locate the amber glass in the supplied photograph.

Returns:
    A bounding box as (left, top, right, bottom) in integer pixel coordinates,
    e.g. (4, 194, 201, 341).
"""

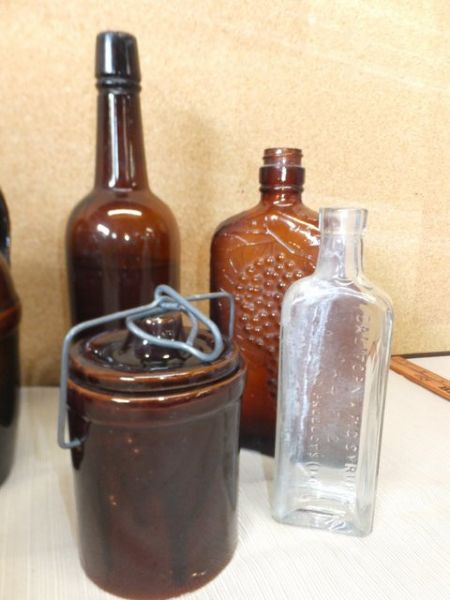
(0, 254, 21, 485)
(0, 188, 11, 263)
(66, 32, 180, 325)
(211, 148, 320, 454)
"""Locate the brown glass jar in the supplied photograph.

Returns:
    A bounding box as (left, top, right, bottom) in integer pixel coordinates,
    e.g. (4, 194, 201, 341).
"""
(64, 310, 245, 599)
(66, 32, 180, 325)
(211, 148, 320, 455)
(0, 253, 20, 485)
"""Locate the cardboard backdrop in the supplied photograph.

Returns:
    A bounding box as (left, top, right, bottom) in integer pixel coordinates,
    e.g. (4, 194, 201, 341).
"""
(1, 0, 449, 384)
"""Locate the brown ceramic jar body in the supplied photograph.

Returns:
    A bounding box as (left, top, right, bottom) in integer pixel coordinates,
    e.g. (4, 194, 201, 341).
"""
(67, 328, 244, 600)
(66, 34, 180, 325)
(210, 149, 319, 454)
(0, 255, 21, 485)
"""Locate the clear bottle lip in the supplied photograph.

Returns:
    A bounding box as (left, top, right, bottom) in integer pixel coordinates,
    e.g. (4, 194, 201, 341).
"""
(319, 207, 368, 235)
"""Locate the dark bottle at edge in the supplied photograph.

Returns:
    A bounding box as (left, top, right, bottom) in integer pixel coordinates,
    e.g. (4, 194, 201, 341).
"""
(0, 190, 20, 483)
(0, 189, 11, 263)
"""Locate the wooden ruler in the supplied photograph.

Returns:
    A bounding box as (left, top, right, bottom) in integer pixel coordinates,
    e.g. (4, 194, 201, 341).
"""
(390, 356, 450, 402)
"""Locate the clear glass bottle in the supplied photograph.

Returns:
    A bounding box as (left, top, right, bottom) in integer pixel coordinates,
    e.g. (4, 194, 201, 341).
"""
(272, 207, 393, 536)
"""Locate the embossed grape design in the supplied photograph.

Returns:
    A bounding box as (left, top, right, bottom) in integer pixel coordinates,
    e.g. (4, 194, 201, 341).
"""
(231, 251, 307, 402)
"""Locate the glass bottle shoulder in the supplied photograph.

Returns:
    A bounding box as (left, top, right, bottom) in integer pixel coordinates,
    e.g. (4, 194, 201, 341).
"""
(212, 200, 319, 252)
(282, 273, 393, 324)
(212, 203, 261, 240)
(214, 200, 317, 235)
(67, 188, 179, 241)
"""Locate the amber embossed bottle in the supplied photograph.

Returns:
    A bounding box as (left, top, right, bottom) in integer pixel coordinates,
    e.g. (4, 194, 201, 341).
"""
(211, 148, 319, 454)
(66, 32, 180, 325)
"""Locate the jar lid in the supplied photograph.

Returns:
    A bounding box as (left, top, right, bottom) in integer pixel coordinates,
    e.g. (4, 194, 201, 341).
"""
(69, 316, 240, 394)
(59, 286, 238, 449)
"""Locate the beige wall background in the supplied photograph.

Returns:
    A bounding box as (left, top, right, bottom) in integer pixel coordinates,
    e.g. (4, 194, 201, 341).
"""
(0, 0, 449, 384)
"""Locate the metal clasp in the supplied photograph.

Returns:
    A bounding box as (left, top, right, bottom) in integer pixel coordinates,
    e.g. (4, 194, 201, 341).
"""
(57, 285, 234, 450)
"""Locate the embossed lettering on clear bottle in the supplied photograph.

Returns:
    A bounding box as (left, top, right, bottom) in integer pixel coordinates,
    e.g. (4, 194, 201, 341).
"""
(210, 148, 319, 454)
(272, 207, 393, 536)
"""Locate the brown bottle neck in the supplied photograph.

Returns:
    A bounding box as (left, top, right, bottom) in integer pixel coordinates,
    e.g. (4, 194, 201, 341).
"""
(260, 190, 303, 206)
(259, 162, 305, 206)
(94, 87, 149, 191)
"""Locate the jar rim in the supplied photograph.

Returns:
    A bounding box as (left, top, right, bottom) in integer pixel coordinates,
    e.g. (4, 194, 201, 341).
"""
(68, 327, 241, 395)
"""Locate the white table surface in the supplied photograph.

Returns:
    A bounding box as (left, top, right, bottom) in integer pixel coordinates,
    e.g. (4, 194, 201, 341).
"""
(409, 356, 450, 379)
(1, 358, 449, 600)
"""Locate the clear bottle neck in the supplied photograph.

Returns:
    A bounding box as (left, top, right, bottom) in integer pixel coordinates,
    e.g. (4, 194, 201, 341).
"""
(315, 208, 367, 280)
(94, 87, 149, 191)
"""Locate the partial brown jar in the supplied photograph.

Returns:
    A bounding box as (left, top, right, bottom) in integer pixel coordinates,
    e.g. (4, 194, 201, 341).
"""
(61, 300, 245, 599)
(210, 148, 320, 455)
(66, 32, 180, 325)
(0, 253, 20, 485)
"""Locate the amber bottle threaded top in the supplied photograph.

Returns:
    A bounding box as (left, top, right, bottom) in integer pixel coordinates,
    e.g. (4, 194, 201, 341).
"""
(259, 147, 305, 191)
(263, 147, 302, 166)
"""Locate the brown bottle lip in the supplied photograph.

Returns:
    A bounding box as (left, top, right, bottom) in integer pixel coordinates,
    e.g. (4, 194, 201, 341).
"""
(95, 31, 141, 91)
(263, 148, 303, 165)
(260, 147, 304, 191)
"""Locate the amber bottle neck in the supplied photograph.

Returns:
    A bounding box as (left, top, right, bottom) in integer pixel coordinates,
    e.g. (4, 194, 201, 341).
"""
(259, 148, 305, 206)
(94, 87, 149, 190)
(260, 190, 304, 206)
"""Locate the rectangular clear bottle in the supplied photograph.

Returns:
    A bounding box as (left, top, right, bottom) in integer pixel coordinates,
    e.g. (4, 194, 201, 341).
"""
(272, 207, 393, 536)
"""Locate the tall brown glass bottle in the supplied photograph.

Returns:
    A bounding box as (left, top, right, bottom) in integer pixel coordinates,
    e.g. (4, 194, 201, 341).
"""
(66, 32, 180, 325)
(210, 148, 320, 455)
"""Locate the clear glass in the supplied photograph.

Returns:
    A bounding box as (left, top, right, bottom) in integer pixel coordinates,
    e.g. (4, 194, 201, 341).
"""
(272, 207, 393, 536)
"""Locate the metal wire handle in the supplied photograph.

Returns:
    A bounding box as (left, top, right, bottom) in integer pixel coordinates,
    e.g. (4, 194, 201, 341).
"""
(57, 285, 235, 450)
